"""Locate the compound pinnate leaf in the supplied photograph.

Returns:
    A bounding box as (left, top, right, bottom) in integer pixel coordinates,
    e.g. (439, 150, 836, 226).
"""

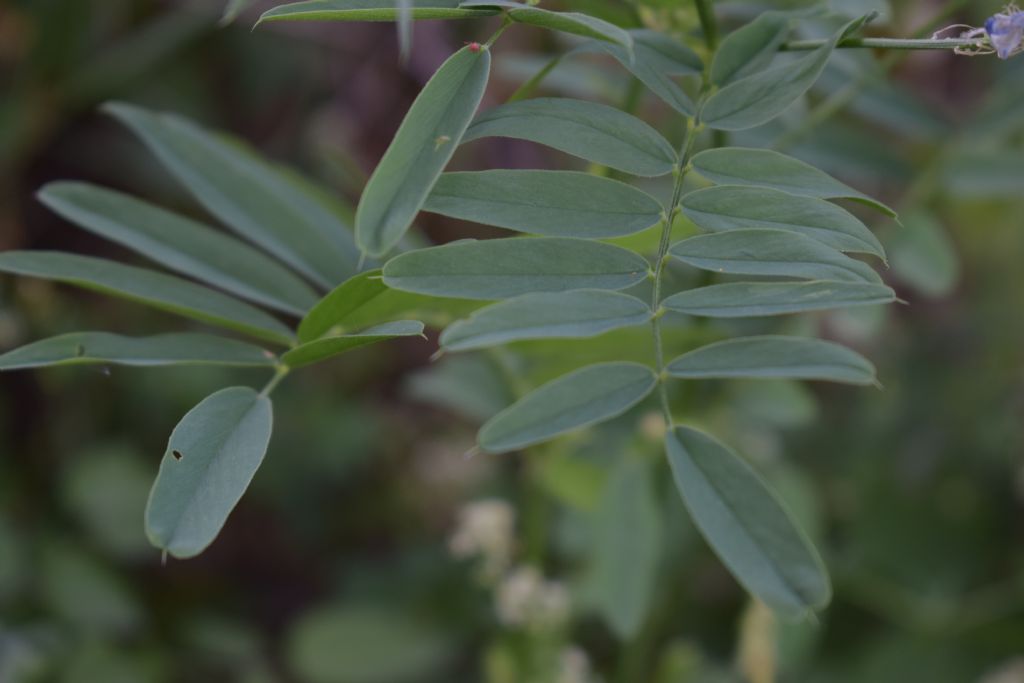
(666, 427, 831, 618)
(282, 321, 425, 368)
(478, 361, 656, 452)
(298, 270, 388, 343)
(666, 335, 877, 385)
(145, 387, 273, 559)
(258, 0, 497, 23)
(691, 148, 896, 217)
(669, 229, 881, 283)
(440, 290, 651, 351)
(0, 251, 294, 345)
(383, 238, 650, 300)
(424, 170, 663, 238)
(462, 97, 676, 177)
(681, 186, 885, 258)
(104, 102, 359, 288)
(39, 182, 318, 315)
(662, 280, 896, 318)
(701, 16, 869, 131)
(0, 332, 275, 370)
(356, 46, 490, 257)
(710, 11, 789, 86)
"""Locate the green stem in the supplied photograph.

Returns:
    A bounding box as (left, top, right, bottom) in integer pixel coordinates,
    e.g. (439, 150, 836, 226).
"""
(260, 365, 289, 397)
(781, 36, 981, 51)
(693, 0, 719, 51)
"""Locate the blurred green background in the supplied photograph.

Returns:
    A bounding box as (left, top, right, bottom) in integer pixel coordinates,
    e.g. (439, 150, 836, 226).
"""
(1, 0, 1023, 681)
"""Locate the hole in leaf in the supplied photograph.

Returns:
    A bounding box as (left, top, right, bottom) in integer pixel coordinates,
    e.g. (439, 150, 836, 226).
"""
(172, 450, 183, 461)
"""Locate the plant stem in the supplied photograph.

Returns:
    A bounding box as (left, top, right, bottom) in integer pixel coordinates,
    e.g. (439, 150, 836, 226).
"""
(260, 365, 289, 397)
(694, 0, 719, 51)
(781, 36, 980, 51)
(649, 117, 701, 424)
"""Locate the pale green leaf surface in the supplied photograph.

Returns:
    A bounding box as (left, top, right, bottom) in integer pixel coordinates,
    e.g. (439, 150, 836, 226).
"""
(282, 320, 424, 368)
(0, 332, 275, 370)
(259, 0, 497, 22)
(701, 17, 867, 130)
(669, 229, 881, 283)
(356, 46, 490, 257)
(104, 102, 359, 288)
(298, 269, 388, 343)
(681, 186, 885, 258)
(710, 11, 789, 86)
(666, 426, 831, 618)
(424, 170, 663, 238)
(462, 97, 676, 176)
(662, 280, 896, 318)
(590, 457, 661, 639)
(39, 182, 318, 315)
(145, 387, 273, 559)
(691, 148, 896, 217)
(383, 237, 650, 300)
(666, 335, 876, 384)
(0, 251, 294, 344)
(478, 361, 656, 452)
(505, 6, 632, 49)
(440, 290, 651, 351)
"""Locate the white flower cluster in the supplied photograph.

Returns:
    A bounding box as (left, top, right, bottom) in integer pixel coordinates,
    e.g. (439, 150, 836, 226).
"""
(495, 566, 571, 629)
(448, 499, 516, 581)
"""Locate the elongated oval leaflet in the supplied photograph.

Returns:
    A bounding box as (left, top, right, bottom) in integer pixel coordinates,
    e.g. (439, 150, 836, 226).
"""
(462, 98, 677, 177)
(38, 182, 319, 316)
(440, 290, 652, 351)
(701, 16, 869, 131)
(298, 270, 388, 343)
(104, 102, 359, 288)
(383, 238, 650, 300)
(681, 186, 885, 258)
(478, 361, 657, 452)
(690, 148, 896, 217)
(423, 170, 663, 238)
(146, 387, 273, 559)
(665, 427, 831, 618)
(578, 30, 702, 115)
(662, 281, 897, 318)
(666, 335, 876, 385)
(710, 11, 789, 86)
(0, 251, 294, 345)
(494, 5, 633, 50)
(669, 229, 881, 283)
(258, 0, 498, 23)
(282, 320, 425, 369)
(356, 46, 490, 257)
(0, 332, 276, 370)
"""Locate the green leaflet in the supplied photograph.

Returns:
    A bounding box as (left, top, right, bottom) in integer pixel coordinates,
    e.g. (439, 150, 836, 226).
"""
(258, 0, 497, 22)
(38, 182, 318, 315)
(681, 186, 886, 258)
(298, 269, 388, 343)
(589, 457, 661, 640)
(356, 46, 490, 257)
(462, 97, 676, 177)
(690, 148, 896, 217)
(382, 238, 650, 300)
(478, 361, 657, 452)
(669, 229, 882, 283)
(0, 251, 294, 345)
(460, 2, 632, 49)
(665, 427, 831, 618)
(104, 102, 359, 288)
(282, 321, 425, 368)
(424, 170, 663, 238)
(583, 29, 702, 116)
(701, 16, 869, 131)
(710, 11, 789, 86)
(440, 290, 652, 351)
(666, 335, 877, 385)
(145, 387, 273, 559)
(662, 280, 897, 318)
(0, 332, 276, 370)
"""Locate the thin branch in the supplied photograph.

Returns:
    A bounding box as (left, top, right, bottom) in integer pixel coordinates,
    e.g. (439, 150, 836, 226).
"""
(781, 36, 982, 51)
(694, 0, 719, 51)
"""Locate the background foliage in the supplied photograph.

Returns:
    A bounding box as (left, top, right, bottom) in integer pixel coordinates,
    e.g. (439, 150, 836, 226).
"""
(1, 0, 1023, 681)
